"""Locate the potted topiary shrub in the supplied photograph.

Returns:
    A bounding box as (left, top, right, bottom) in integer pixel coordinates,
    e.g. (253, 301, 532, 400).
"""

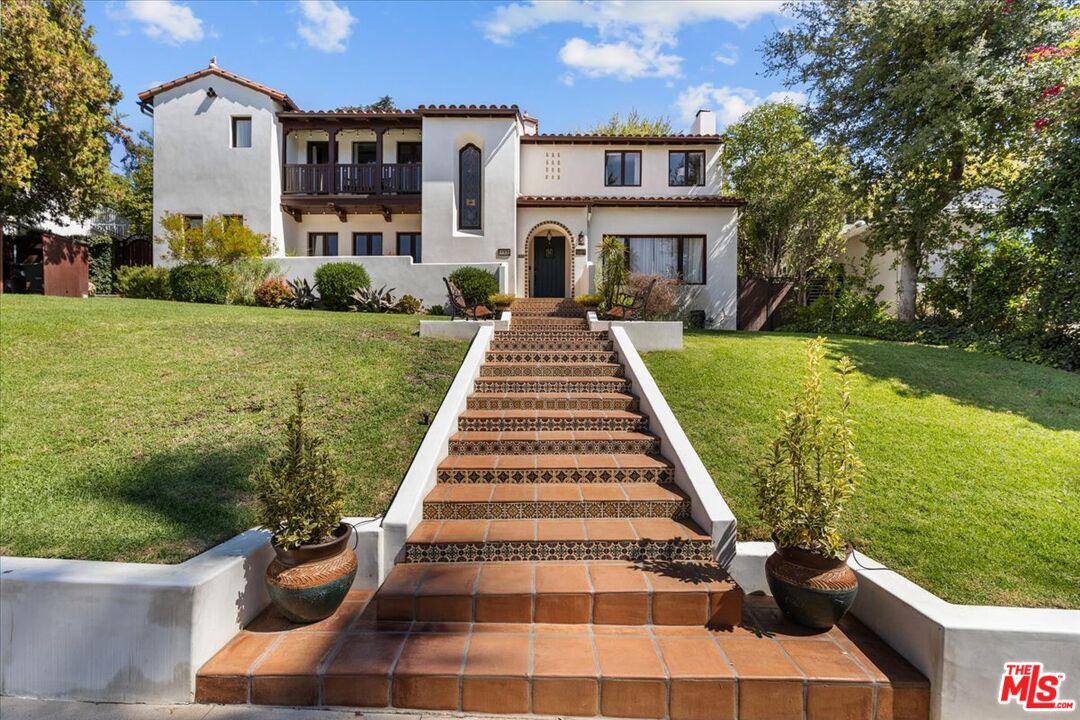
(755, 337, 863, 629)
(254, 384, 356, 623)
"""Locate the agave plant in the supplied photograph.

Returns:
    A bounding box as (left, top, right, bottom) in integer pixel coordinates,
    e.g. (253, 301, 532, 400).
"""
(349, 285, 398, 313)
(286, 278, 319, 309)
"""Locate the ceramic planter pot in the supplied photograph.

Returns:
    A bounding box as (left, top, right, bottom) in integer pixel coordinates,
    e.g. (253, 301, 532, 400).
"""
(765, 544, 857, 630)
(265, 522, 357, 623)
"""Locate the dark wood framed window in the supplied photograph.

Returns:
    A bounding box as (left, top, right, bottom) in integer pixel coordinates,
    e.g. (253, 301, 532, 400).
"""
(668, 151, 705, 187)
(619, 235, 706, 285)
(459, 144, 482, 230)
(307, 232, 338, 257)
(353, 232, 382, 256)
(605, 150, 641, 186)
(352, 141, 376, 164)
(397, 233, 421, 263)
(397, 142, 422, 164)
(306, 141, 329, 164)
(231, 117, 251, 148)
(183, 214, 203, 230)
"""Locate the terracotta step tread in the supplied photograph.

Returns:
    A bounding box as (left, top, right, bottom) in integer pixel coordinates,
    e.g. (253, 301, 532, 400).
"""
(425, 482, 688, 503)
(439, 453, 672, 471)
(451, 430, 656, 441)
(375, 560, 741, 626)
(407, 517, 709, 544)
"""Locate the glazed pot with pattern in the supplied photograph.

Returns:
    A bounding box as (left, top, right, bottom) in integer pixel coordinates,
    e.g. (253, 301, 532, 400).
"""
(265, 522, 357, 623)
(765, 543, 858, 630)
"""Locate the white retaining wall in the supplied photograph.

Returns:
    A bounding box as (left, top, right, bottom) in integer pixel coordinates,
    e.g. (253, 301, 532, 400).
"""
(608, 325, 736, 564)
(733, 542, 1080, 720)
(588, 312, 684, 351)
(276, 257, 507, 310)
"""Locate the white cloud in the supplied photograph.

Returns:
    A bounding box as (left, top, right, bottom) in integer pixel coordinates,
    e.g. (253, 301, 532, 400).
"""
(560, 72, 576, 87)
(559, 37, 681, 80)
(296, 0, 356, 53)
(111, 0, 204, 45)
(714, 43, 739, 66)
(481, 1, 782, 79)
(675, 83, 808, 128)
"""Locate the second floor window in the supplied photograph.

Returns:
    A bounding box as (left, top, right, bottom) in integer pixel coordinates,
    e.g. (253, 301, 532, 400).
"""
(605, 151, 641, 186)
(459, 144, 482, 230)
(397, 142, 422, 164)
(307, 141, 329, 164)
(231, 117, 251, 148)
(669, 151, 705, 187)
(352, 142, 376, 164)
(308, 232, 338, 256)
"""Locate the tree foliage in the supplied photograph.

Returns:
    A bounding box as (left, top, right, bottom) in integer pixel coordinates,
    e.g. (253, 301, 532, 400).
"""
(335, 95, 398, 113)
(108, 130, 153, 237)
(764, 0, 1058, 320)
(160, 214, 272, 264)
(585, 110, 672, 136)
(725, 102, 854, 297)
(0, 0, 125, 222)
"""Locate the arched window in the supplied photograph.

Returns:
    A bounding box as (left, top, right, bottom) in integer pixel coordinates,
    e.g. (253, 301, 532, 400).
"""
(458, 144, 482, 230)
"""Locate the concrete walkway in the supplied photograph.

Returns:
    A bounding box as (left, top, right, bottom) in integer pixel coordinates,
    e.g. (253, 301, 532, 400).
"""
(0, 698, 492, 720)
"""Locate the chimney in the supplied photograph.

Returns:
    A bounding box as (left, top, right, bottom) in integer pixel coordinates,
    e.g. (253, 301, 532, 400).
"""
(691, 109, 716, 135)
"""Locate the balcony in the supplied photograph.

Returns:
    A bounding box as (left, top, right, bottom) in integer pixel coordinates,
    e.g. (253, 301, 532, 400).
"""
(283, 162, 422, 196)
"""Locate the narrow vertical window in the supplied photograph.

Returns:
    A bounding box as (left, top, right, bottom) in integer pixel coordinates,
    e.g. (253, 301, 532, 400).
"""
(604, 151, 641, 186)
(397, 233, 422, 262)
(307, 232, 338, 256)
(458, 144, 482, 230)
(352, 233, 383, 256)
(668, 151, 705, 186)
(231, 117, 251, 148)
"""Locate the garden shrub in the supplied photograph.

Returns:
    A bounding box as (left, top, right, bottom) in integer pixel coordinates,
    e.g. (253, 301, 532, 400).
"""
(427, 304, 446, 316)
(574, 292, 602, 307)
(448, 266, 498, 305)
(488, 292, 516, 309)
(597, 235, 628, 310)
(349, 285, 398, 313)
(396, 294, 422, 314)
(254, 278, 294, 307)
(252, 384, 344, 549)
(169, 263, 229, 304)
(161, 213, 272, 263)
(628, 273, 677, 320)
(314, 262, 370, 311)
(115, 265, 171, 300)
(88, 234, 114, 295)
(224, 257, 280, 305)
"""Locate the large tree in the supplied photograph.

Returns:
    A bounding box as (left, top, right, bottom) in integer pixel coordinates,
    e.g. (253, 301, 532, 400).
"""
(726, 102, 854, 302)
(336, 95, 398, 113)
(108, 130, 153, 237)
(765, 0, 1056, 320)
(0, 0, 125, 223)
(585, 110, 672, 136)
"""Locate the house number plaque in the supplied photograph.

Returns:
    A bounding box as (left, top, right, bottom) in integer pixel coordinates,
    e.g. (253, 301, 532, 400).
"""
(496, 248, 512, 259)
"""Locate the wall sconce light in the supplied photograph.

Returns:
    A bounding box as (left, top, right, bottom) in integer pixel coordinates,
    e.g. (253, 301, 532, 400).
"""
(206, 87, 217, 98)
(577, 231, 585, 246)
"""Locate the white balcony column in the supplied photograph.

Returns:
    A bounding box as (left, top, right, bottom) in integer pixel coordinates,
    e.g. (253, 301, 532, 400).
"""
(328, 127, 338, 194)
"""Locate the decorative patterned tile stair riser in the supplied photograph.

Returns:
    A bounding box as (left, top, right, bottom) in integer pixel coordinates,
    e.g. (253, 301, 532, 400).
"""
(436, 465, 675, 484)
(489, 339, 614, 351)
(485, 350, 621, 363)
(448, 436, 661, 455)
(424, 499, 692, 520)
(474, 378, 632, 393)
(466, 394, 639, 411)
(480, 363, 625, 378)
(404, 539, 713, 563)
(457, 414, 648, 432)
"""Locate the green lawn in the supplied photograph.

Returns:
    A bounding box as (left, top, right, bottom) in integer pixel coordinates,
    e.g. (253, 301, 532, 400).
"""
(0, 295, 464, 563)
(644, 331, 1080, 608)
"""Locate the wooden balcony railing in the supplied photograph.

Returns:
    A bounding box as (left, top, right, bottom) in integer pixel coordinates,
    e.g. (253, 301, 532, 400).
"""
(283, 163, 421, 195)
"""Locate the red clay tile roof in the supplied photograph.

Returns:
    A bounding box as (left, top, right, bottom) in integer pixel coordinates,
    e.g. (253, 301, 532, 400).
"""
(517, 195, 745, 207)
(416, 104, 522, 117)
(522, 134, 724, 145)
(138, 65, 298, 110)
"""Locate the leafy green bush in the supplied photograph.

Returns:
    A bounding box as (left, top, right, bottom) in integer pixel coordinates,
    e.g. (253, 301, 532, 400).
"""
(252, 385, 344, 549)
(115, 265, 171, 300)
(488, 292, 516, 309)
(755, 337, 862, 560)
(161, 213, 271, 263)
(169, 263, 229, 304)
(597, 235, 628, 310)
(396, 294, 422, 314)
(314, 262, 370, 311)
(427, 304, 446, 316)
(254, 278, 293, 307)
(574, 293, 602, 307)
(88, 235, 114, 295)
(224, 258, 280, 305)
(448, 266, 498, 305)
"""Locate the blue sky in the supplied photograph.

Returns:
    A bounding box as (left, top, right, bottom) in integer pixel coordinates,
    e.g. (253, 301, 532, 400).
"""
(88, 0, 804, 143)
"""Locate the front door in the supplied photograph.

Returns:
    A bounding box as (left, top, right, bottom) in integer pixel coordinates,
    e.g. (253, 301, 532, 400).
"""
(532, 234, 566, 298)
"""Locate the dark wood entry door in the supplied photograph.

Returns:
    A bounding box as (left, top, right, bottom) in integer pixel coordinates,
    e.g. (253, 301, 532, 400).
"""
(532, 234, 566, 298)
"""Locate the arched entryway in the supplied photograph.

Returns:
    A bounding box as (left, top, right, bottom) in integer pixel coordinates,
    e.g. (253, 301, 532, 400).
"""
(524, 222, 574, 298)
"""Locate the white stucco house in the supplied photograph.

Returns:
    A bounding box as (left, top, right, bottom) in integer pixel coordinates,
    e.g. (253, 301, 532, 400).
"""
(139, 62, 744, 328)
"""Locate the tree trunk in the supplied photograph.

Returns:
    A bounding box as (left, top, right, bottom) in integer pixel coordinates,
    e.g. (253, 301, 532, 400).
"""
(898, 239, 919, 322)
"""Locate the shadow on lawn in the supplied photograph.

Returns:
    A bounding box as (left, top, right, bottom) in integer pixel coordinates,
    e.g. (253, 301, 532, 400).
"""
(90, 442, 263, 561)
(703, 330, 1080, 433)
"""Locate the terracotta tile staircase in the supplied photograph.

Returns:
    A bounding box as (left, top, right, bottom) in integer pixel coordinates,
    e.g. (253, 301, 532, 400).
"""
(196, 298, 930, 719)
